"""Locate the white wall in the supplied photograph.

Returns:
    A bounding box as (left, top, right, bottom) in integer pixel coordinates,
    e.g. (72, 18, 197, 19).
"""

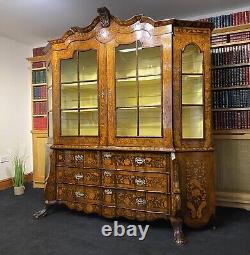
(0, 36, 32, 180)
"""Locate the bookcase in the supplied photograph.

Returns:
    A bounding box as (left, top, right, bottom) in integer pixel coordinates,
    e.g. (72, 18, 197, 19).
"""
(27, 47, 48, 188)
(203, 11, 250, 209)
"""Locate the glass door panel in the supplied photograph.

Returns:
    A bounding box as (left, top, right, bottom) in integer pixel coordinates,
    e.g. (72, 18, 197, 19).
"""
(60, 49, 99, 137)
(181, 44, 204, 139)
(61, 110, 78, 136)
(182, 106, 203, 138)
(79, 50, 97, 81)
(61, 54, 78, 83)
(116, 78, 137, 107)
(80, 109, 98, 136)
(116, 108, 137, 136)
(115, 42, 162, 137)
(182, 75, 203, 105)
(139, 76, 161, 106)
(116, 43, 137, 78)
(182, 44, 203, 74)
(48, 87, 52, 111)
(139, 107, 161, 136)
(61, 83, 78, 109)
(138, 46, 161, 76)
(80, 82, 98, 108)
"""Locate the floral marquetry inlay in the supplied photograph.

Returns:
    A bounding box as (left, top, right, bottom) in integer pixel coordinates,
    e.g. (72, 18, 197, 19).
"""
(186, 160, 207, 219)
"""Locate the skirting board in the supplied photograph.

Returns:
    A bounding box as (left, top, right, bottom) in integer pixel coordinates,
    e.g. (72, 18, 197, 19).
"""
(0, 173, 33, 191)
(216, 191, 250, 211)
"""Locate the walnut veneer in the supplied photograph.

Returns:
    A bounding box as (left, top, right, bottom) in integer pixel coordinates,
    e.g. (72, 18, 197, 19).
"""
(34, 7, 215, 245)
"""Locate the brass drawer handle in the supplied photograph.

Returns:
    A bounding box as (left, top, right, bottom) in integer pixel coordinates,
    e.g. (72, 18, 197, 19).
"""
(75, 191, 86, 198)
(135, 157, 145, 165)
(104, 189, 112, 195)
(75, 174, 84, 180)
(103, 171, 112, 177)
(103, 152, 112, 159)
(75, 155, 84, 162)
(135, 178, 146, 186)
(136, 198, 146, 206)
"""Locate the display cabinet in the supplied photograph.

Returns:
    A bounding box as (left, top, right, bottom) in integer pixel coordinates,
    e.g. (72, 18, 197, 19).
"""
(34, 8, 215, 245)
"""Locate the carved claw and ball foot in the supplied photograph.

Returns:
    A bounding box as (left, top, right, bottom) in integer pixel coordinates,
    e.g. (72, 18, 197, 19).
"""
(170, 217, 187, 246)
(33, 202, 56, 219)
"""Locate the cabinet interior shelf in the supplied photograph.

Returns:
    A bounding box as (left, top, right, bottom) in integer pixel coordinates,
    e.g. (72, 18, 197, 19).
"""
(212, 108, 250, 112)
(211, 40, 250, 48)
(212, 85, 250, 90)
(212, 63, 250, 69)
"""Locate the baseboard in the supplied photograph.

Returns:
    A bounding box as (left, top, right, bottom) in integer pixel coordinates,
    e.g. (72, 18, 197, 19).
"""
(216, 191, 250, 211)
(0, 173, 33, 191)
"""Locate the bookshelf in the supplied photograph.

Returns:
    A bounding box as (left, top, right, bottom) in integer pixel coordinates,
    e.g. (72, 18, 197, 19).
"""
(204, 10, 250, 210)
(27, 47, 48, 188)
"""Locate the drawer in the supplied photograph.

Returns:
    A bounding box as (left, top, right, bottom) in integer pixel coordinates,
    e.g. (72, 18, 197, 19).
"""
(57, 167, 101, 186)
(102, 170, 170, 193)
(101, 151, 170, 172)
(56, 150, 99, 168)
(57, 184, 102, 205)
(116, 189, 171, 213)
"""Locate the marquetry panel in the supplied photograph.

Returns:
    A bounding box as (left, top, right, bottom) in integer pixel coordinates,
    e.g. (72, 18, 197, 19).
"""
(115, 171, 170, 193)
(56, 150, 99, 168)
(146, 193, 171, 214)
(101, 151, 169, 172)
(57, 167, 101, 186)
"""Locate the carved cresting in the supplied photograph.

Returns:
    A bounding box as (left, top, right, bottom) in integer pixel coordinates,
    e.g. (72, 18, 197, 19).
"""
(97, 7, 111, 28)
(186, 160, 207, 219)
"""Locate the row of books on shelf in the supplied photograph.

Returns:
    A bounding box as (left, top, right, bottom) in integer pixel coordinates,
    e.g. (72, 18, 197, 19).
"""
(32, 61, 46, 69)
(212, 90, 250, 109)
(212, 66, 250, 87)
(200, 10, 250, 29)
(33, 47, 45, 57)
(33, 85, 47, 99)
(32, 69, 46, 84)
(213, 110, 250, 130)
(212, 31, 250, 46)
(33, 117, 47, 130)
(211, 44, 250, 66)
(33, 102, 47, 115)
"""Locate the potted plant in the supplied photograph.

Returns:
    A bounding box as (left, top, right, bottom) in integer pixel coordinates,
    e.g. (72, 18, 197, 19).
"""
(12, 155, 25, 195)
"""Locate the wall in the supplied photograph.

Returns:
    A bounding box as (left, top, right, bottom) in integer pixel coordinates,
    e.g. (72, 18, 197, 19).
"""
(0, 36, 32, 180)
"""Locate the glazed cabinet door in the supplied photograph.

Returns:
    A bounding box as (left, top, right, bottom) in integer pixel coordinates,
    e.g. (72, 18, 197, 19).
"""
(52, 40, 106, 146)
(106, 28, 173, 148)
(173, 27, 213, 150)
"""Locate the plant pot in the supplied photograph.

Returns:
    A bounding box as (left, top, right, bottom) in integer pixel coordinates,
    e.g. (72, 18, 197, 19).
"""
(14, 186, 25, 196)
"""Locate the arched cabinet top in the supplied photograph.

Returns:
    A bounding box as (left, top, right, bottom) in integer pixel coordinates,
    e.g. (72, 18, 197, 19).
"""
(47, 7, 213, 50)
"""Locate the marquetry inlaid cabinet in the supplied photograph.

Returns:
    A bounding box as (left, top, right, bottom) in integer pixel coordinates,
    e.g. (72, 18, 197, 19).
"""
(34, 7, 215, 245)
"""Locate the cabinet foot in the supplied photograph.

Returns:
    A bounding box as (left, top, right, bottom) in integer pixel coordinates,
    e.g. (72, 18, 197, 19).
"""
(33, 201, 56, 219)
(170, 217, 187, 246)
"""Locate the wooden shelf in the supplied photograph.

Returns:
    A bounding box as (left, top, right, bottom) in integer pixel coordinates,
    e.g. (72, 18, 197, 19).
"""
(212, 62, 250, 69)
(32, 67, 46, 71)
(212, 108, 250, 112)
(31, 130, 48, 134)
(212, 23, 250, 36)
(211, 40, 250, 48)
(32, 83, 47, 87)
(213, 129, 250, 135)
(33, 114, 47, 117)
(27, 55, 47, 62)
(33, 99, 47, 102)
(212, 85, 250, 91)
